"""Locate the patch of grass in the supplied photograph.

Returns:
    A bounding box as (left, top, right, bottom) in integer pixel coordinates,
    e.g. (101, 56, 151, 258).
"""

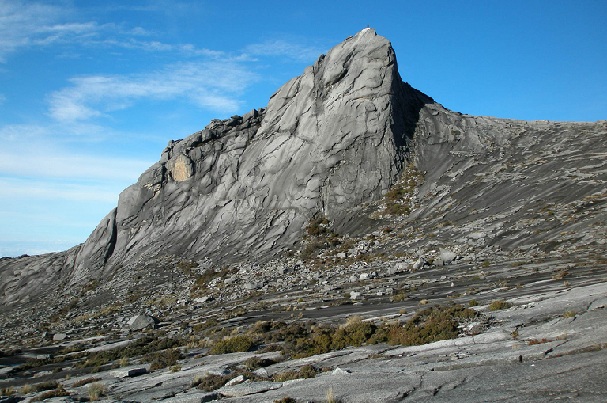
(1, 387, 15, 396)
(31, 386, 70, 401)
(300, 214, 344, 261)
(273, 364, 318, 382)
(274, 398, 297, 403)
(266, 305, 481, 359)
(88, 382, 107, 401)
(32, 381, 60, 392)
(468, 299, 479, 307)
(527, 338, 552, 345)
(488, 300, 512, 311)
(563, 310, 576, 318)
(72, 377, 101, 387)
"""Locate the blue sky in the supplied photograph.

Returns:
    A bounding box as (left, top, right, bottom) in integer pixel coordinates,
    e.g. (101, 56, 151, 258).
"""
(1, 0, 606, 257)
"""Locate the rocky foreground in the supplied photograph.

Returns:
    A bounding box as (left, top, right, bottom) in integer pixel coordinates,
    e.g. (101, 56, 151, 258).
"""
(1, 29, 606, 402)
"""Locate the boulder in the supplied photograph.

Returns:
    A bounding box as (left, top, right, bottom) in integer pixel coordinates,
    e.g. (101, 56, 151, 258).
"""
(127, 314, 157, 331)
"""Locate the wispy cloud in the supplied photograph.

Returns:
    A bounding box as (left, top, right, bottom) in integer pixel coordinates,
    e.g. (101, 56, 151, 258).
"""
(245, 39, 325, 62)
(0, 0, 96, 61)
(0, 147, 151, 183)
(48, 61, 257, 123)
(0, 177, 123, 203)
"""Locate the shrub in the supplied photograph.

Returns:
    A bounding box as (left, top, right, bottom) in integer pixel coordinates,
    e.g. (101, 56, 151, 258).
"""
(193, 373, 232, 392)
(209, 335, 254, 355)
(331, 316, 376, 350)
(243, 356, 276, 370)
(146, 348, 182, 371)
(386, 305, 478, 346)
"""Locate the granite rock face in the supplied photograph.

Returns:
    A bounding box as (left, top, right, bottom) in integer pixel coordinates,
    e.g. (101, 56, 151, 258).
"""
(70, 28, 425, 279)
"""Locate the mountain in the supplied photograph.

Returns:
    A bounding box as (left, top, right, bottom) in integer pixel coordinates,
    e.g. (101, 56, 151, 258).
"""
(0, 29, 606, 402)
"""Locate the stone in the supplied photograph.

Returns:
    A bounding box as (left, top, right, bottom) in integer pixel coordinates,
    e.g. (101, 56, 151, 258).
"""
(113, 367, 148, 378)
(332, 367, 352, 375)
(412, 257, 426, 270)
(439, 248, 458, 265)
(127, 314, 157, 331)
(225, 374, 245, 386)
(53, 332, 67, 341)
(350, 291, 361, 300)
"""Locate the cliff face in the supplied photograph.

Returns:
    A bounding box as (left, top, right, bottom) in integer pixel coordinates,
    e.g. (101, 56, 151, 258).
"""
(72, 28, 426, 278)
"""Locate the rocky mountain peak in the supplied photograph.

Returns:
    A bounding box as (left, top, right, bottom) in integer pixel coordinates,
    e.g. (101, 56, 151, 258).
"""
(58, 28, 424, 281)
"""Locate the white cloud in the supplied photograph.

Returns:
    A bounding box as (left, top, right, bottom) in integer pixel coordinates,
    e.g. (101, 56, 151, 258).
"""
(48, 61, 257, 123)
(0, 177, 122, 203)
(0, 143, 151, 183)
(245, 39, 325, 62)
(0, 0, 95, 61)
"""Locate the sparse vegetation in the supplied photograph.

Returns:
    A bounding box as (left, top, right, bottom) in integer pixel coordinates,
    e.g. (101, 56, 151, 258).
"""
(79, 335, 185, 369)
(301, 214, 341, 261)
(240, 305, 480, 359)
(378, 163, 424, 216)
